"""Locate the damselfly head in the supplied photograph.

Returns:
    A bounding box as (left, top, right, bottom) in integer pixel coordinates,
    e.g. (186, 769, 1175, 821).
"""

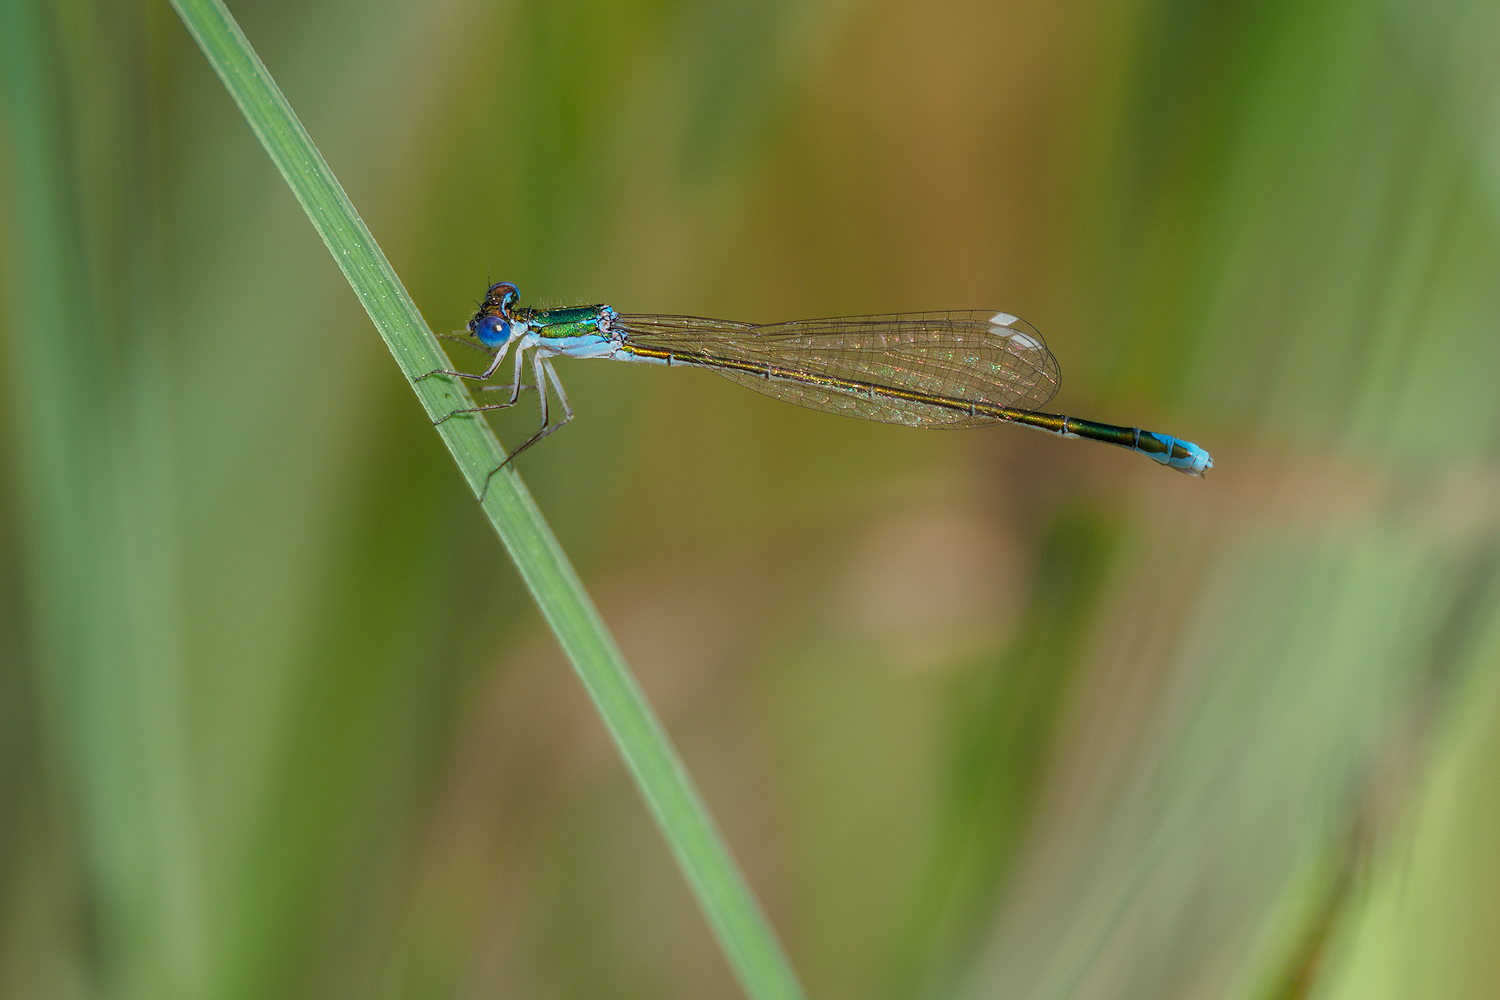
(473, 281, 519, 321)
(469, 281, 521, 347)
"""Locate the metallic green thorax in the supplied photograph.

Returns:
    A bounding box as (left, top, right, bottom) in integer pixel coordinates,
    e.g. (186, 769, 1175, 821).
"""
(522, 306, 607, 339)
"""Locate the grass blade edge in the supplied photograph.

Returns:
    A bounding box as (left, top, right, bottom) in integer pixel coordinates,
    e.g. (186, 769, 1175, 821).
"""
(165, 2, 806, 997)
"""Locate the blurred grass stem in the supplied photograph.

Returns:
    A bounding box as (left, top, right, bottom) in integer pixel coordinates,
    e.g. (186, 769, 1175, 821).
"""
(166, 2, 805, 998)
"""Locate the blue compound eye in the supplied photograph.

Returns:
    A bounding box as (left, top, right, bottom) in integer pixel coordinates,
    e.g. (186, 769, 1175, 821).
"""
(473, 313, 512, 347)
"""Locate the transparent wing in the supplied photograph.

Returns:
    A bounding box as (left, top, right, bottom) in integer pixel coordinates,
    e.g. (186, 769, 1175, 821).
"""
(615, 311, 1060, 427)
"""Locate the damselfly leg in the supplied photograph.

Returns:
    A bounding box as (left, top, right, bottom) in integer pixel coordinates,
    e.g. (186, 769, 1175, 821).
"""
(423, 339, 577, 500)
(427, 339, 526, 426)
(437, 331, 496, 356)
(475, 352, 574, 500)
(416, 344, 511, 384)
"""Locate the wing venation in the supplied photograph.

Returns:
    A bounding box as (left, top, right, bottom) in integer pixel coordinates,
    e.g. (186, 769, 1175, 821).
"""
(615, 311, 1061, 427)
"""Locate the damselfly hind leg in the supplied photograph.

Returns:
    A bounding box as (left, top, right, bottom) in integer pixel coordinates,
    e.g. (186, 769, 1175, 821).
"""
(479, 356, 574, 502)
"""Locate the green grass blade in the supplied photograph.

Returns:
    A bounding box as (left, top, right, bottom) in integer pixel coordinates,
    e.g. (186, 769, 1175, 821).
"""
(166, 2, 805, 998)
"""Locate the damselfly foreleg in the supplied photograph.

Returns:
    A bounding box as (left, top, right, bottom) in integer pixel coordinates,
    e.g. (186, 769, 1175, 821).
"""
(431, 342, 530, 426)
(437, 332, 496, 357)
(417, 337, 511, 383)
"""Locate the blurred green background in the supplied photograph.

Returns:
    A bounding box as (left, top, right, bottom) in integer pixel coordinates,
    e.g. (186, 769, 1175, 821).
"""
(3, 0, 1499, 997)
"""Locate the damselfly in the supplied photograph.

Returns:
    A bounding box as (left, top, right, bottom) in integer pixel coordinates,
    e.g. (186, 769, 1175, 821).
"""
(420, 282, 1212, 498)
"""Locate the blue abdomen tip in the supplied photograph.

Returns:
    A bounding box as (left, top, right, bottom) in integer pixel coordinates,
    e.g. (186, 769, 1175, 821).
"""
(1172, 440, 1213, 476)
(1140, 431, 1213, 476)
